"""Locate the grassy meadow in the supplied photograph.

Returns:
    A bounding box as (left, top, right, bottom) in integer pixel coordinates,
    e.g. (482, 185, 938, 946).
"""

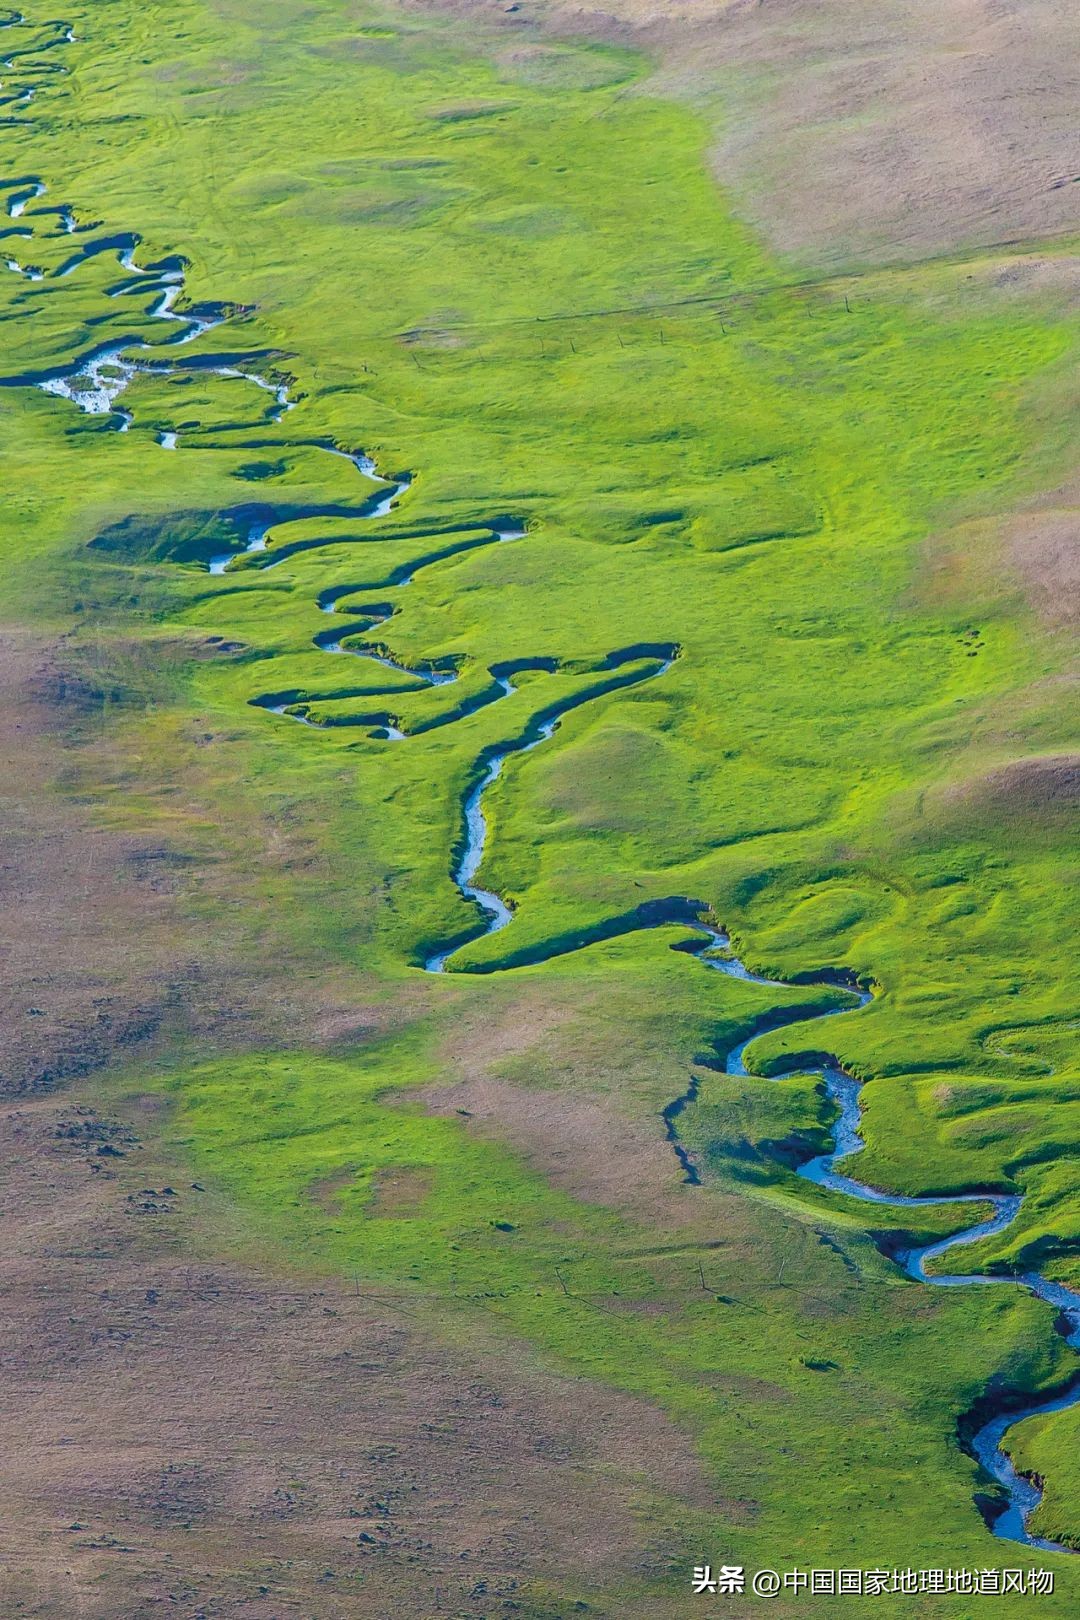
(3, 0, 1079, 1609)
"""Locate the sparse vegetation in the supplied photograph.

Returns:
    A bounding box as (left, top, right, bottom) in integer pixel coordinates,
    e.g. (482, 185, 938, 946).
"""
(1, 0, 1078, 1612)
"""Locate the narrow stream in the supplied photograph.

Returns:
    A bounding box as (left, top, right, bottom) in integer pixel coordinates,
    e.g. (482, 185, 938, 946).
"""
(429, 784, 1080, 1550)
(3, 4, 1077, 1559)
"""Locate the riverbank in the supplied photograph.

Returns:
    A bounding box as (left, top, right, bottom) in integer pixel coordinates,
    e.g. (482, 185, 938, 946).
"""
(0, 3, 1077, 1612)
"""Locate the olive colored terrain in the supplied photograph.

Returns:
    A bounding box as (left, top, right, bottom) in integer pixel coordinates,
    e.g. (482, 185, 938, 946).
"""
(0, 1, 1078, 1616)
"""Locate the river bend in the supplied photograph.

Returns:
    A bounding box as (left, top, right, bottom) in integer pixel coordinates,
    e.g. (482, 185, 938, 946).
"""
(3, 5, 1077, 1558)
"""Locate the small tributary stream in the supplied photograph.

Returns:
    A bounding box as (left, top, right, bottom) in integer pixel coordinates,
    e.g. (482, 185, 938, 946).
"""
(3, 4, 1077, 1558)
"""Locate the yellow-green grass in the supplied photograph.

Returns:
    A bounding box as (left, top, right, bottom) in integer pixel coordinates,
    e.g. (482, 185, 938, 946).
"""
(3, 0, 1079, 1599)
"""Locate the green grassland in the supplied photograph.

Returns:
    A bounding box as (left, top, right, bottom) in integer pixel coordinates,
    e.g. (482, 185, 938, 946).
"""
(5, 0, 1080, 1609)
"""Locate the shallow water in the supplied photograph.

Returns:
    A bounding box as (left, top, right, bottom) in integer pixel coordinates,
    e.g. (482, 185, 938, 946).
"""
(4, 7, 1076, 1560)
(420, 774, 1080, 1549)
(690, 928, 1080, 1553)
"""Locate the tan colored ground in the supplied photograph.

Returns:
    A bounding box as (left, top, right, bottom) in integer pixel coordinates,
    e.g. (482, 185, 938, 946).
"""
(407, 0, 1080, 268)
(949, 752, 1080, 828)
(3, 2, 1077, 1612)
(917, 465, 1080, 645)
(0, 1087, 717, 1619)
(1005, 492, 1080, 631)
(0, 630, 726, 1617)
(0, 630, 234, 1097)
(0, 629, 379, 1100)
(421, 1069, 695, 1214)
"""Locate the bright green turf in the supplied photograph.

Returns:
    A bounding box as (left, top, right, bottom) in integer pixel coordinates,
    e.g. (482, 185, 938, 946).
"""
(4, 0, 1080, 1607)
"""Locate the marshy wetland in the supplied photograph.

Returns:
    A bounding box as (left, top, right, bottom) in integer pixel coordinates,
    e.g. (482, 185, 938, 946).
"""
(1, 2, 1078, 1613)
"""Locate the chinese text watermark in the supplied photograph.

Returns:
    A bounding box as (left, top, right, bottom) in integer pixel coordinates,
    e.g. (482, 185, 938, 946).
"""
(691, 1564, 1055, 1597)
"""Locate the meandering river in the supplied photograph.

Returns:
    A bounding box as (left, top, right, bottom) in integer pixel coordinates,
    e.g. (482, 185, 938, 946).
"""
(3, 5, 1077, 1557)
